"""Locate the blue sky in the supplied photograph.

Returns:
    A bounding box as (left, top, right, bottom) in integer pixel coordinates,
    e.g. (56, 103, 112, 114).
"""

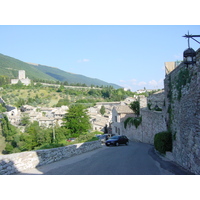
(0, 25, 199, 91)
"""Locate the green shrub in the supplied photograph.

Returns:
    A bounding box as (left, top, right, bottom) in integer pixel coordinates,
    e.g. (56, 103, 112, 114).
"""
(35, 143, 65, 150)
(154, 131, 172, 154)
(76, 132, 98, 143)
(92, 131, 103, 135)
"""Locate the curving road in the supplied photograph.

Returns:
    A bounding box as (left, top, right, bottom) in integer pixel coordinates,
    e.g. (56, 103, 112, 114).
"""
(17, 141, 193, 175)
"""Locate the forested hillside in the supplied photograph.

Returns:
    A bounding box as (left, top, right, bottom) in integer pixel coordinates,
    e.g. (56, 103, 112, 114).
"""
(0, 53, 121, 88)
(0, 53, 56, 81)
(0, 83, 135, 154)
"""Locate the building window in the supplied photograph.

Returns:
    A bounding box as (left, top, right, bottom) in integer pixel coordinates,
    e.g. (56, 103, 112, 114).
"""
(118, 128, 120, 135)
(115, 127, 117, 133)
(117, 115, 120, 122)
(115, 116, 117, 122)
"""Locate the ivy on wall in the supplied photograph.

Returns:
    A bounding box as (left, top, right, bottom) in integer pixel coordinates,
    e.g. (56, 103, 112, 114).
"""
(175, 67, 191, 101)
(124, 116, 142, 129)
(166, 66, 192, 132)
(124, 101, 142, 129)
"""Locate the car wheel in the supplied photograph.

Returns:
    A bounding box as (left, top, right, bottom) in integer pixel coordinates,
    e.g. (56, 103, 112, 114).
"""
(106, 143, 110, 146)
(125, 141, 129, 145)
(115, 142, 119, 146)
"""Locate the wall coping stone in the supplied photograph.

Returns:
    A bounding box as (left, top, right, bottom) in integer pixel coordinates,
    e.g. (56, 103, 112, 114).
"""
(0, 140, 102, 175)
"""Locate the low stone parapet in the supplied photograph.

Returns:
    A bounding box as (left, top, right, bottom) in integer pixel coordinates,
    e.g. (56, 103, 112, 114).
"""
(0, 140, 102, 175)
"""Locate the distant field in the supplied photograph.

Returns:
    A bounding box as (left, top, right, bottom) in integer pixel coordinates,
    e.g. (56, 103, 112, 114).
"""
(0, 88, 64, 107)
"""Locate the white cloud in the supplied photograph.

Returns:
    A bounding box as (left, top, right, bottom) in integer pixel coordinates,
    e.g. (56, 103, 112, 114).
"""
(118, 78, 164, 91)
(119, 80, 126, 83)
(83, 59, 90, 62)
(148, 80, 157, 87)
(138, 81, 147, 86)
(77, 58, 90, 63)
(148, 79, 164, 89)
(130, 79, 137, 85)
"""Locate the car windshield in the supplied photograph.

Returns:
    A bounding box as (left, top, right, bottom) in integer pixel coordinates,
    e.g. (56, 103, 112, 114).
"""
(109, 136, 119, 139)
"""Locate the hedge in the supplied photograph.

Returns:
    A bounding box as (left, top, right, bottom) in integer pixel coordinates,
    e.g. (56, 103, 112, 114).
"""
(154, 131, 172, 154)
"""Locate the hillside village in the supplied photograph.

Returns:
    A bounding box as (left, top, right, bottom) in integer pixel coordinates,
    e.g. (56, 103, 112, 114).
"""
(0, 70, 163, 134)
(0, 25, 200, 177)
(1, 49, 199, 175)
(0, 47, 200, 174)
(2, 92, 164, 134)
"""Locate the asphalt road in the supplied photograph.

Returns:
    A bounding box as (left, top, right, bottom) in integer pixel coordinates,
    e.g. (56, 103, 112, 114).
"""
(18, 141, 193, 175)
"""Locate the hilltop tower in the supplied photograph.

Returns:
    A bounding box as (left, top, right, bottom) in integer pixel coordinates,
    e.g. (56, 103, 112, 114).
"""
(18, 70, 25, 79)
(11, 70, 31, 86)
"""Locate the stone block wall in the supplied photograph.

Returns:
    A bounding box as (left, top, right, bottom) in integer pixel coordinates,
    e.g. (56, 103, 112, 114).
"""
(0, 140, 102, 175)
(163, 48, 200, 174)
(124, 108, 167, 144)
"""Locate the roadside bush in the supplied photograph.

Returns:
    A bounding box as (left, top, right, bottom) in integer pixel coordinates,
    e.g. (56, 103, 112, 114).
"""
(154, 131, 172, 154)
(76, 132, 99, 143)
(92, 131, 103, 135)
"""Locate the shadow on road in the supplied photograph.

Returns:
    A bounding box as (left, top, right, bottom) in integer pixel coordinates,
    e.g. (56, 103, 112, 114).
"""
(148, 147, 194, 175)
(1, 141, 195, 175)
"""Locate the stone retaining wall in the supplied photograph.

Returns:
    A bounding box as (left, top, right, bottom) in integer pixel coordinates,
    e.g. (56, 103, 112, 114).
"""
(163, 48, 200, 174)
(124, 108, 167, 144)
(0, 140, 102, 175)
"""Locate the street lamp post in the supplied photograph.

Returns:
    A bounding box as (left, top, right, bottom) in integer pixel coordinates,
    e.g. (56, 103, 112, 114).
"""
(183, 32, 200, 66)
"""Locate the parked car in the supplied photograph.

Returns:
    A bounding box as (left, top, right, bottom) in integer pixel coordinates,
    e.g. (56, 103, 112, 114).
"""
(105, 135, 129, 146)
(96, 134, 114, 143)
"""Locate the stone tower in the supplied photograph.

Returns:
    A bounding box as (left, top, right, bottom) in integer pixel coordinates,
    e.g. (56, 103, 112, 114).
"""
(18, 70, 25, 79)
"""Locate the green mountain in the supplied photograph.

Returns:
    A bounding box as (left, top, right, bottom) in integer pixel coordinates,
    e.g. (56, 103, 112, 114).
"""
(0, 53, 121, 89)
(32, 64, 121, 88)
(0, 53, 56, 81)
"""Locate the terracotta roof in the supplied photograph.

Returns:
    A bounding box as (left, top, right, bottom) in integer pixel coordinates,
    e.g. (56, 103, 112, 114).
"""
(114, 105, 133, 114)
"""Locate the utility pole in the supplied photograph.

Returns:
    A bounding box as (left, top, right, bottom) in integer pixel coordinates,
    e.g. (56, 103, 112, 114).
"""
(52, 120, 55, 142)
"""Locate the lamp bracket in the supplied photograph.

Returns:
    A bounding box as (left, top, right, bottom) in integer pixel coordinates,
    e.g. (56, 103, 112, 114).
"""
(183, 33, 200, 47)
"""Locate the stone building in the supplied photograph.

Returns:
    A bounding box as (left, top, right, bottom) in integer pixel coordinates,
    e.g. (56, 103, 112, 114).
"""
(88, 102, 121, 132)
(11, 70, 31, 86)
(4, 105, 68, 128)
(112, 105, 136, 135)
(115, 94, 167, 144)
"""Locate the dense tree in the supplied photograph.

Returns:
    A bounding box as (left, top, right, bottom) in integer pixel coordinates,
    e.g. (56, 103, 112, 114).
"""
(129, 101, 140, 116)
(0, 115, 18, 142)
(104, 124, 108, 134)
(88, 89, 101, 96)
(0, 75, 10, 86)
(0, 103, 7, 112)
(15, 98, 25, 108)
(20, 114, 30, 126)
(63, 104, 91, 137)
(0, 115, 19, 153)
(124, 101, 142, 129)
(54, 127, 67, 143)
(100, 105, 106, 116)
(57, 85, 65, 92)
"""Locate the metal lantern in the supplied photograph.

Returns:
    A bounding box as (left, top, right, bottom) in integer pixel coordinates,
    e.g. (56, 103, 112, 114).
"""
(183, 47, 196, 65)
(182, 32, 200, 66)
